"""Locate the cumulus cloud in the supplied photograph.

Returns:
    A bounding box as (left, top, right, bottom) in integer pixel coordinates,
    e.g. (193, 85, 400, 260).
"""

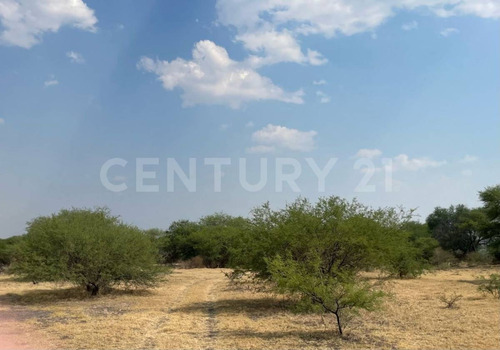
(440, 27, 460, 37)
(216, 0, 499, 66)
(66, 51, 85, 64)
(393, 154, 446, 171)
(0, 0, 97, 48)
(245, 121, 254, 128)
(137, 40, 303, 108)
(0, 117, 4, 125)
(316, 90, 331, 103)
(239, 29, 327, 67)
(248, 124, 317, 153)
(355, 148, 383, 159)
(402, 20, 418, 31)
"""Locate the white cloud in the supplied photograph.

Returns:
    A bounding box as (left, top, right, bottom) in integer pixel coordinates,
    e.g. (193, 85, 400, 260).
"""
(66, 51, 85, 64)
(440, 27, 459, 37)
(0, 118, 4, 125)
(239, 29, 327, 67)
(249, 124, 317, 153)
(44, 78, 59, 87)
(0, 0, 97, 49)
(245, 121, 254, 128)
(402, 20, 418, 31)
(355, 148, 382, 159)
(461, 169, 473, 177)
(220, 123, 230, 130)
(393, 154, 446, 171)
(216, 0, 498, 66)
(137, 40, 304, 109)
(459, 154, 478, 163)
(313, 79, 327, 85)
(316, 90, 331, 103)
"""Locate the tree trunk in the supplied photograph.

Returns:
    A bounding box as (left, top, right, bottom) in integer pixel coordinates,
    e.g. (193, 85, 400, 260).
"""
(334, 312, 343, 335)
(86, 283, 99, 296)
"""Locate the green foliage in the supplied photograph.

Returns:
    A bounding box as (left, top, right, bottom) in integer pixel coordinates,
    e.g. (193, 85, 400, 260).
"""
(229, 197, 426, 334)
(267, 254, 384, 335)
(0, 235, 24, 269)
(159, 214, 250, 267)
(477, 274, 500, 298)
(11, 208, 160, 295)
(403, 221, 439, 262)
(427, 205, 489, 258)
(159, 220, 199, 263)
(479, 185, 500, 260)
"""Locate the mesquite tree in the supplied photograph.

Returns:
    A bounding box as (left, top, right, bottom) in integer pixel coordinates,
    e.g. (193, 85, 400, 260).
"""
(11, 208, 160, 295)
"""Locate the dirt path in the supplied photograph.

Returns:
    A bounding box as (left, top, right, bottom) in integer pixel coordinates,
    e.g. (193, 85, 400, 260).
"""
(0, 306, 55, 350)
(138, 269, 224, 349)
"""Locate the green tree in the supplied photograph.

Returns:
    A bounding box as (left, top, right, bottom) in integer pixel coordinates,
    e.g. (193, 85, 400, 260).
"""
(159, 220, 199, 263)
(479, 185, 500, 260)
(231, 197, 425, 334)
(427, 205, 489, 258)
(0, 235, 24, 269)
(11, 208, 160, 295)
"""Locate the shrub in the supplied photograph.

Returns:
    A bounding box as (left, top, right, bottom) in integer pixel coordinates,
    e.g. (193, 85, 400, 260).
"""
(438, 292, 463, 308)
(231, 197, 423, 334)
(430, 248, 458, 268)
(11, 208, 160, 295)
(465, 251, 493, 267)
(477, 274, 500, 298)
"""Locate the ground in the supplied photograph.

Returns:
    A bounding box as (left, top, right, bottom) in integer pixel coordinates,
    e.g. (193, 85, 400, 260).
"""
(0, 267, 499, 349)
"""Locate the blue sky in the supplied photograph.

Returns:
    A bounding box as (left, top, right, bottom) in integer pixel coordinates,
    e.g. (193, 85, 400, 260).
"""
(0, 0, 498, 237)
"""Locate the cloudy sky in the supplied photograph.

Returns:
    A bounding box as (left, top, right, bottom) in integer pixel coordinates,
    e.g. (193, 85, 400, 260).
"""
(0, 0, 498, 237)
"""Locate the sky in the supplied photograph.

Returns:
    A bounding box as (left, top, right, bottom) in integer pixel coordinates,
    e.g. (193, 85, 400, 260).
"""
(0, 0, 499, 237)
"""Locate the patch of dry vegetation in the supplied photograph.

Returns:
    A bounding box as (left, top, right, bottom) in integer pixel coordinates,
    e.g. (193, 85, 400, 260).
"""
(0, 267, 499, 349)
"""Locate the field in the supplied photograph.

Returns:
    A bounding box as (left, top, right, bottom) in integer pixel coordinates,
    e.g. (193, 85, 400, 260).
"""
(0, 267, 499, 350)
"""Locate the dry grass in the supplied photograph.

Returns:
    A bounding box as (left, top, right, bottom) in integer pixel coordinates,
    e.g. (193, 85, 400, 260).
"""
(0, 267, 499, 349)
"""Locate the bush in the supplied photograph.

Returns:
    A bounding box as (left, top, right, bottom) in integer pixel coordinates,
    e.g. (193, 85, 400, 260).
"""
(438, 292, 463, 308)
(430, 248, 458, 268)
(231, 197, 424, 334)
(477, 274, 500, 298)
(465, 251, 493, 267)
(11, 208, 160, 295)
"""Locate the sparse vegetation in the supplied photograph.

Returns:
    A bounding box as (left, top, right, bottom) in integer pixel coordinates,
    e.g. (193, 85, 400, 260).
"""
(477, 274, 500, 298)
(438, 292, 463, 309)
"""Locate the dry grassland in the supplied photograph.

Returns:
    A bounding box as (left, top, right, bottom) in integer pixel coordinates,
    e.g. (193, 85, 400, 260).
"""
(0, 267, 499, 349)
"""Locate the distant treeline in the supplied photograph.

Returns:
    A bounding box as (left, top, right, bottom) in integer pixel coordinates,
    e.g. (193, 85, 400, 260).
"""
(1, 185, 499, 273)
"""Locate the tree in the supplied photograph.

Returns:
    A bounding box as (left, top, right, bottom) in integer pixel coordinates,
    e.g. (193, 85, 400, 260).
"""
(427, 205, 489, 258)
(11, 208, 160, 295)
(159, 220, 199, 264)
(0, 235, 24, 269)
(479, 185, 500, 260)
(231, 197, 424, 334)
